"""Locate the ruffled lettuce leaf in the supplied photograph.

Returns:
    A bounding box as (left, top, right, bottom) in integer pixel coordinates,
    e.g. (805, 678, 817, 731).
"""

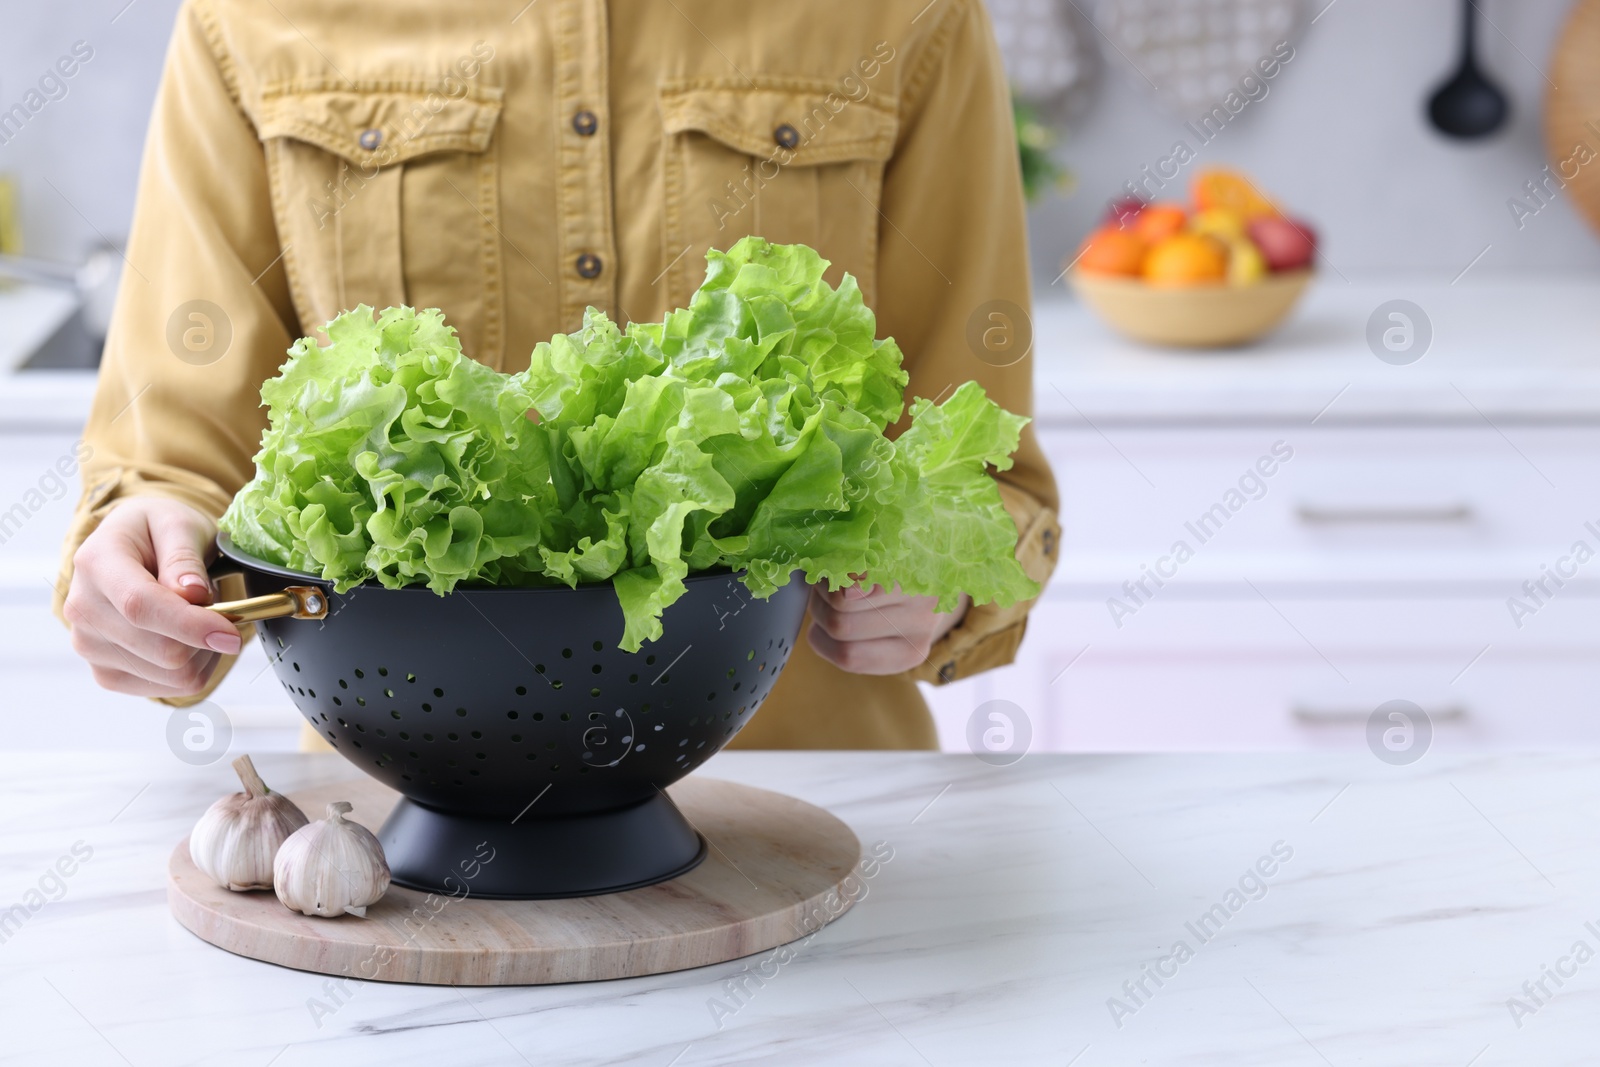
(220, 238, 1039, 650)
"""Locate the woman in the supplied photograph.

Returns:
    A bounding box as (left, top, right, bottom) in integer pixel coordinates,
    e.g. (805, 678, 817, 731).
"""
(57, 0, 1058, 748)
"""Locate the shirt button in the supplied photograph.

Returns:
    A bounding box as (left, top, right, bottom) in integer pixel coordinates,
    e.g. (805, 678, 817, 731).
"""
(575, 253, 603, 279)
(571, 110, 599, 137)
(773, 123, 800, 149)
(359, 128, 383, 150)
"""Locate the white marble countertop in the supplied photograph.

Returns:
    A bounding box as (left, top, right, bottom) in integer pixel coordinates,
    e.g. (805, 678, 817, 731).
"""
(1032, 274, 1600, 426)
(3, 750, 1598, 1065)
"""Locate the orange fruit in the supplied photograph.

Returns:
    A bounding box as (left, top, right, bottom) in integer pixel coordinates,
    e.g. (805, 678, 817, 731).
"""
(1192, 168, 1280, 219)
(1143, 233, 1227, 286)
(1076, 226, 1147, 276)
(1134, 203, 1188, 244)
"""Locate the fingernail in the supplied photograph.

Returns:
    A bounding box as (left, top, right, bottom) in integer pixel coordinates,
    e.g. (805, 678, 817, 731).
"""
(207, 632, 241, 655)
(178, 574, 208, 591)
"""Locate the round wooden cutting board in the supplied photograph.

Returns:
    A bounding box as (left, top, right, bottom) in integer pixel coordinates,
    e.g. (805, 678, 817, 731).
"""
(1546, 0, 1600, 238)
(168, 776, 862, 985)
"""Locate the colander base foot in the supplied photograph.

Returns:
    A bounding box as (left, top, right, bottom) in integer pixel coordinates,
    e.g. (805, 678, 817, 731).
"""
(377, 793, 708, 900)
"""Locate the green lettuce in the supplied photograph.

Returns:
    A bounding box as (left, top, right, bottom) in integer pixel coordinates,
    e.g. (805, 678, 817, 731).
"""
(221, 238, 1039, 650)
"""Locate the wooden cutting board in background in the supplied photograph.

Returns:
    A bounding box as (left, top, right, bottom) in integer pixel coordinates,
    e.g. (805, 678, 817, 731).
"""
(1546, 0, 1600, 237)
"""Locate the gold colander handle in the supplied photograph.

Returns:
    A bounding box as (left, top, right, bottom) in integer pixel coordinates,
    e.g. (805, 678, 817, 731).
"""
(206, 586, 330, 624)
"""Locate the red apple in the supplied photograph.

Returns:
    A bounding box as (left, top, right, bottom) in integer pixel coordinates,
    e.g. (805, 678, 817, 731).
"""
(1104, 196, 1147, 229)
(1246, 216, 1317, 272)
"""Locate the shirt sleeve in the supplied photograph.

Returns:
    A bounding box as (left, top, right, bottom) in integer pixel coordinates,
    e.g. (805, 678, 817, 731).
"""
(53, 0, 296, 622)
(873, 0, 1061, 685)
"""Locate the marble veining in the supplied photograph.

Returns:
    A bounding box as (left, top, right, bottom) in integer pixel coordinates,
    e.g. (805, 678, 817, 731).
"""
(2, 750, 1599, 1065)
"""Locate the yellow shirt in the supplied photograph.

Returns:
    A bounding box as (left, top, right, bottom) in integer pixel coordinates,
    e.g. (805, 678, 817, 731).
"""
(57, 0, 1060, 748)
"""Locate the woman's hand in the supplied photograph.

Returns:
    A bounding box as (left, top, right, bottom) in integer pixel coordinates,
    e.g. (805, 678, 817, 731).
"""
(806, 581, 970, 675)
(62, 497, 242, 698)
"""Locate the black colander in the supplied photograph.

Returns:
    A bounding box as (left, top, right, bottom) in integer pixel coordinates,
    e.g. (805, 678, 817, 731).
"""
(208, 533, 808, 899)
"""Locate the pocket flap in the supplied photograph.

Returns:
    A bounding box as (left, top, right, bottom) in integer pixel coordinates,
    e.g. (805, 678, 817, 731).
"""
(257, 86, 503, 166)
(659, 81, 896, 165)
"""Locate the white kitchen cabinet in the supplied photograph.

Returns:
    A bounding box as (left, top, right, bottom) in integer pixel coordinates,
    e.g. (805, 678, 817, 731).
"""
(927, 280, 1600, 753)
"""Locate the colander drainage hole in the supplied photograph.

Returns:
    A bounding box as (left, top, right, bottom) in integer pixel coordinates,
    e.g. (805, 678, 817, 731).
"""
(562, 648, 572, 658)
(525, 753, 536, 761)
(356, 697, 366, 706)
(338, 679, 348, 689)
(378, 667, 388, 676)
(376, 728, 387, 737)
(726, 668, 736, 679)
(589, 687, 601, 697)
(354, 669, 364, 679)
(399, 731, 410, 740)
(433, 688, 444, 698)
(532, 713, 544, 721)
(511, 733, 522, 742)
(447, 732, 459, 741)
(629, 673, 639, 683)
(332, 697, 342, 707)
(455, 708, 468, 717)
(515, 686, 526, 696)
(384, 688, 394, 698)
(646, 655, 657, 665)
(308, 688, 316, 698)
(551, 681, 564, 690)
(507, 710, 519, 719)
(471, 730, 482, 739)
(592, 640, 603, 651)
(406, 673, 416, 683)
(422, 703, 432, 712)
(746, 650, 755, 660)
(559, 712, 571, 721)
(591, 664, 602, 675)
(653, 724, 663, 731)
(390, 710, 401, 720)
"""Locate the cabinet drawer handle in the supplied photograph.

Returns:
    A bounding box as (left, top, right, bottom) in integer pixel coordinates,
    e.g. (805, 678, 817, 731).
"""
(1292, 704, 1468, 724)
(1294, 504, 1474, 525)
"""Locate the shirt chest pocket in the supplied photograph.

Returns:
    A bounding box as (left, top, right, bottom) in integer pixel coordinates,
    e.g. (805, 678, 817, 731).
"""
(256, 86, 506, 363)
(658, 82, 897, 308)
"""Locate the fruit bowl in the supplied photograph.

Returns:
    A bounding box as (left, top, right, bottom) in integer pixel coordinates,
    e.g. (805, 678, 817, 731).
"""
(1070, 268, 1313, 348)
(209, 533, 810, 899)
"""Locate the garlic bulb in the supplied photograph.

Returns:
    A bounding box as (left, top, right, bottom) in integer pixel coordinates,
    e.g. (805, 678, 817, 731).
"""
(273, 802, 391, 918)
(189, 754, 309, 891)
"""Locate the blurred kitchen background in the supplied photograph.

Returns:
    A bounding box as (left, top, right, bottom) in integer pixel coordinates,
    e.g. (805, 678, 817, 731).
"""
(3, 0, 1599, 755)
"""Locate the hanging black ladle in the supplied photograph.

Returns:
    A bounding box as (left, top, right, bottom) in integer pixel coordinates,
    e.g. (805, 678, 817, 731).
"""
(1427, 0, 1510, 138)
